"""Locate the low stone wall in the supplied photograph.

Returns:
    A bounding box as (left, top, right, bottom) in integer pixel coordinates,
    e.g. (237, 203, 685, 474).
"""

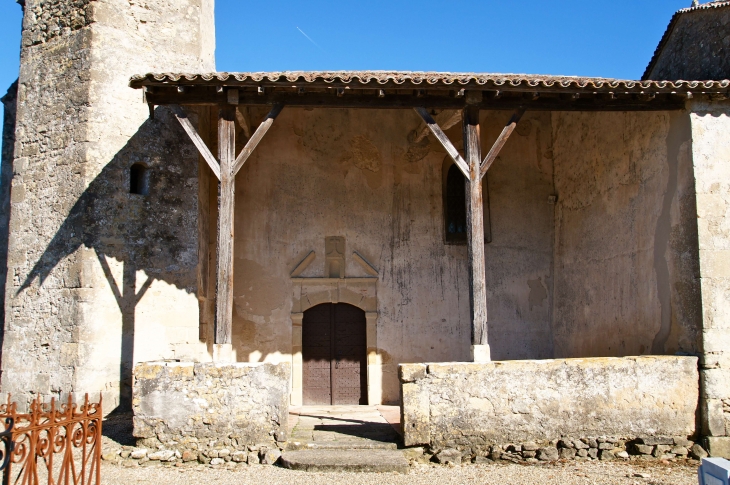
(132, 361, 290, 465)
(400, 356, 700, 461)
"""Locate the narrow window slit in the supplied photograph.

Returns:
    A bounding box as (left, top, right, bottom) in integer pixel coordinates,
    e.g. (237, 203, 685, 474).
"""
(130, 163, 149, 195)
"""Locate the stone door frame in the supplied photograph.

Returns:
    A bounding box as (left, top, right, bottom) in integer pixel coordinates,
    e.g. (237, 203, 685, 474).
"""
(291, 277, 379, 406)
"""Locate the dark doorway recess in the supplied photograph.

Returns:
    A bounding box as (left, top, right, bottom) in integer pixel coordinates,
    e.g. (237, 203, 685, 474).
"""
(302, 303, 367, 405)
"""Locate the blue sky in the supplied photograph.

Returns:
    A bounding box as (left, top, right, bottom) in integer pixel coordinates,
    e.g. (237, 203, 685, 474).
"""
(1, 0, 690, 110)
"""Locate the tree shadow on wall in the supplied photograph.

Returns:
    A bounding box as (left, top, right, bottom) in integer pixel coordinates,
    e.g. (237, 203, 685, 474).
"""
(17, 106, 202, 413)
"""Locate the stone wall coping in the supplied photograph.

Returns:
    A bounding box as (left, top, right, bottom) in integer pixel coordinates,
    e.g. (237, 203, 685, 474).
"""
(140, 361, 285, 369)
(399, 355, 698, 382)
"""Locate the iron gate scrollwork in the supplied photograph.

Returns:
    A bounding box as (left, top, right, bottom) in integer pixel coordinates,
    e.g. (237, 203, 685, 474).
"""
(0, 394, 102, 485)
(0, 417, 14, 472)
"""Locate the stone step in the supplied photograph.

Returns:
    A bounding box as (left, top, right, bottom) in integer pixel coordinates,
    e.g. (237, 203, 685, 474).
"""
(286, 440, 398, 451)
(280, 449, 409, 473)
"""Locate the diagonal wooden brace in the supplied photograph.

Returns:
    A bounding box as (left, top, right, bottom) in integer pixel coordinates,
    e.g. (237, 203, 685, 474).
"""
(172, 105, 221, 181)
(413, 107, 470, 178)
(232, 103, 284, 176)
(479, 108, 525, 180)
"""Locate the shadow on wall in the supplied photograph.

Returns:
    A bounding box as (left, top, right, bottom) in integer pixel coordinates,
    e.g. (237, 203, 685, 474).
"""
(0, 81, 19, 370)
(14, 106, 202, 411)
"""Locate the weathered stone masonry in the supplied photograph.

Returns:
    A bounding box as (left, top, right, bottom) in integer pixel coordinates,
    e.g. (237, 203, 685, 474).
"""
(1, 0, 215, 411)
(691, 99, 730, 457)
(400, 357, 699, 462)
(0, 81, 18, 359)
(132, 361, 289, 465)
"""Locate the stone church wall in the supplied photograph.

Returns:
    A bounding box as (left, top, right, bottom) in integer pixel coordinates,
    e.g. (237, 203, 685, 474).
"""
(1, 0, 215, 412)
(229, 108, 556, 404)
(551, 111, 701, 359)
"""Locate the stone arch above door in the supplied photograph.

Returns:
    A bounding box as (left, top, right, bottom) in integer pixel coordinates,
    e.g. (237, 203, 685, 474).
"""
(290, 277, 379, 406)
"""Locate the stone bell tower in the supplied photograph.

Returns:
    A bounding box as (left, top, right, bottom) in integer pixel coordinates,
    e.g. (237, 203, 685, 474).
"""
(2, 0, 215, 411)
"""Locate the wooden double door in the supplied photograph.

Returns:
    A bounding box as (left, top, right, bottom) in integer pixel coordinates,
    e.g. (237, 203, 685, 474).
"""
(302, 303, 367, 405)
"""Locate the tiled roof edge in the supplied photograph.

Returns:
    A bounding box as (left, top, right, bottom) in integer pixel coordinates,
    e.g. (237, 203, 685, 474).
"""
(129, 71, 730, 91)
(642, 1, 730, 80)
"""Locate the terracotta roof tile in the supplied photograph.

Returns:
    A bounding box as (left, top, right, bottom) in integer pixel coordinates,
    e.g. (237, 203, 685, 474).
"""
(130, 71, 729, 93)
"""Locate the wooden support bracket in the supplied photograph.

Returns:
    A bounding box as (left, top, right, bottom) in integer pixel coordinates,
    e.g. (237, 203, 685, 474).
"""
(479, 108, 525, 180)
(232, 103, 284, 176)
(413, 107, 469, 178)
(172, 105, 221, 180)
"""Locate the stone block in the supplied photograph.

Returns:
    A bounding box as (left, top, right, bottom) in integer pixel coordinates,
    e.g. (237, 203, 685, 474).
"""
(673, 437, 693, 447)
(181, 450, 197, 462)
(703, 369, 730, 401)
(148, 450, 175, 461)
(522, 442, 539, 451)
(130, 449, 147, 459)
(599, 450, 615, 461)
(537, 447, 558, 461)
(401, 381, 429, 447)
(231, 451, 247, 463)
(399, 364, 426, 383)
(702, 398, 727, 436)
(471, 345, 491, 363)
(573, 440, 589, 450)
(434, 449, 461, 465)
(559, 448, 576, 460)
(634, 444, 654, 455)
(653, 445, 671, 457)
(691, 443, 709, 459)
(699, 250, 730, 278)
(261, 448, 281, 465)
(707, 437, 730, 459)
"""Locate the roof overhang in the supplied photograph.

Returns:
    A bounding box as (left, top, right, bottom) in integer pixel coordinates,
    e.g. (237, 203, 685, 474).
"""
(131, 71, 730, 112)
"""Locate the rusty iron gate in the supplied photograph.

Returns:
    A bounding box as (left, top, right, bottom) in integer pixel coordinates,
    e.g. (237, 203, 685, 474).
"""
(302, 303, 367, 405)
(0, 394, 102, 485)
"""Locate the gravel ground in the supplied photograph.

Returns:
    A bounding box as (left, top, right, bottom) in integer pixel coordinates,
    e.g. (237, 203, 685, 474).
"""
(101, 460, 698, 485)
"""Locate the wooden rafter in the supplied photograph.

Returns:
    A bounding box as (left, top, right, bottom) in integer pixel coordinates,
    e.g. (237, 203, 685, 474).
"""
(172, 105, 221, 181)
(232, 103, 284, 176)
(413, 107, 469, 178)
(479, 108, 525, 180)
(413, 109, 461, 143)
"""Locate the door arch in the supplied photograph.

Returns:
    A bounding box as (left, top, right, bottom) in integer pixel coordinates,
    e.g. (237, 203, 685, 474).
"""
(302, 303, 367, 405)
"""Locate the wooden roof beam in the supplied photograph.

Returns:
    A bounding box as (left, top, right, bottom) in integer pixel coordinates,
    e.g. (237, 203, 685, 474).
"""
(172, 105, 221, 180)
(413, 107, 469, 178)
(480, 108, 525, 180)
(232, 103, 284, 176)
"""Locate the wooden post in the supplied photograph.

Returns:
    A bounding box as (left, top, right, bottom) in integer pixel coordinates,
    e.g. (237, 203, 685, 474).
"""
(215, 106, 235, 351)
(463, 105, 490, 362)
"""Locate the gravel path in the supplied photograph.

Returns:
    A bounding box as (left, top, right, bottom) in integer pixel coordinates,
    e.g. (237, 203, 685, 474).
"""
(101, 460, 697, 485)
